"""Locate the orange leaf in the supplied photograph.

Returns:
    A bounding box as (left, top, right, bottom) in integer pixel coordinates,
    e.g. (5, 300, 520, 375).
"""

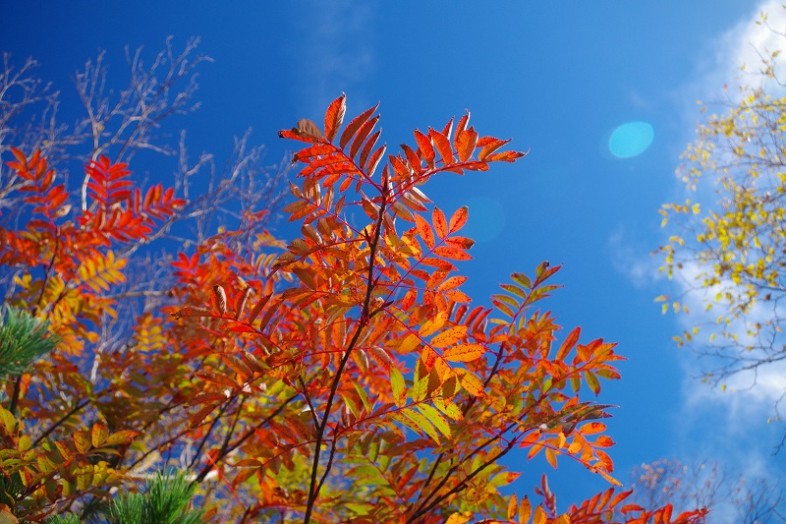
(432, 207, 448, 239)
(556, 327, 581, 361)
(437, 275, 467, 291)
(456, 369, 484, 396)
(433, 246, 472, 260)
(366, 144, 387, 177)
(445, 236, 474, 249)
(448, 206, 469, 233)
(596, 435, 615, 447)
(443, 343, 485, 362)
(431, 325, 467, 348)
(580, 422, 607, 435)
(533, 505, 547, 524)
(519, 496, 531, 524)
(414, 213, 435, 249)
(445, 289, 471, 303)
(507, 494, 518, 521)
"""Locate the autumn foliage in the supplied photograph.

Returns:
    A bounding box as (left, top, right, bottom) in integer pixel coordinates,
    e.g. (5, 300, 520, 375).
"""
(0, 94, 707, 522)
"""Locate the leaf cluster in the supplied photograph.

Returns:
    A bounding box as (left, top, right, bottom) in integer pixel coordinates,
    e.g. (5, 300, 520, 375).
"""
(0, 90, 708, 523)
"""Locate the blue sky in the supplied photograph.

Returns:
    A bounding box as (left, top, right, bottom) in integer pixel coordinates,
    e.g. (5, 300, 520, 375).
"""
(4, 0, 784, 514)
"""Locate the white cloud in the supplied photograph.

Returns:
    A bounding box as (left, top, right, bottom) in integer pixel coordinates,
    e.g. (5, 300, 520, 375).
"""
(722, 0, 786, 92)
(660, 6, 786, 502)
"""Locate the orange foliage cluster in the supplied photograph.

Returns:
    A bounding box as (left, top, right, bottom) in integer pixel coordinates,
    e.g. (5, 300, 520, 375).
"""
(0, 95, 707, 522)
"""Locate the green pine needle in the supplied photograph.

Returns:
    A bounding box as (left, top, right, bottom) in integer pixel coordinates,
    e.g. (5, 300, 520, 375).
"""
(0, 305, 60, 381)
(108, 470, 204, 524)
(44, 514, 81, 524)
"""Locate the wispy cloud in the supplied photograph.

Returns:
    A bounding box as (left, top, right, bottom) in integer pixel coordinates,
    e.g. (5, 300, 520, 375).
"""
(291, 2, 375, 117)
(608, 227, 666, 289)
(668, 0, 786, 411)
(721, 0, 786, 92)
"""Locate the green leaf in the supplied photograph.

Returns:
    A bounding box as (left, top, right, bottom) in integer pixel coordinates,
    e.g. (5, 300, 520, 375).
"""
(511, 272, 531, 289)
(416, 403, 451, 439)
(390, 367, 407, 408)
(585, 370, 601, 395)
(401, 407, 441, 444)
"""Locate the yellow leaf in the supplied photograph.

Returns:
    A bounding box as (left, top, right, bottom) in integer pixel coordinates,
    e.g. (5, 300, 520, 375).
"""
(91, 423, 109, 448)
(74, 431, 91, 453)
(507, 493, 518, 520)
(0, 407, 15, 435)
(545, 447, 558, 468)
(445, 511, 472, 524)
(399, 333, 421, 353)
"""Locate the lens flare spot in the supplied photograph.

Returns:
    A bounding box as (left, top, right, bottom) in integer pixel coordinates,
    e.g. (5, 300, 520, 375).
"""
(608, 121, 654, 159)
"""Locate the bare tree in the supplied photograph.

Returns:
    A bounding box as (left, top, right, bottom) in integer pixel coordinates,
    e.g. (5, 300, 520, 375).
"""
(0, 39, 289, 514)
(628, 458, 785, 523)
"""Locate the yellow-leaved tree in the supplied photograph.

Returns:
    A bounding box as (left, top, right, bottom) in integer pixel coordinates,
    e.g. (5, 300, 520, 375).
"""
(659, 7, 786, 413)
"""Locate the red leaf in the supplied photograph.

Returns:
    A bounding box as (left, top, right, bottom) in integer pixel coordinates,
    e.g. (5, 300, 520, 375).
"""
(441, 117, 454, 140)
(477, 136, 510, 160)
(349, 115, 379, 159)
(455, 127, 478, 163)
(487, 150, 526, 162)
(432, 207, 448, 239)
(324, 93, 346, 142)
(429, 129, 454, 166)
(414, 213, 435, 249)
(454, 113, 470, 139)
(401, 144, 422, 171)
(556, 327, 580, 361)
(413, 130, 435, 167)
(366, 145, 387, 177)
(448, 206, 469, 233)
(340, 104, 379, 150)
(358, 130, 381, 169)
(433, 246, 472, 260)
